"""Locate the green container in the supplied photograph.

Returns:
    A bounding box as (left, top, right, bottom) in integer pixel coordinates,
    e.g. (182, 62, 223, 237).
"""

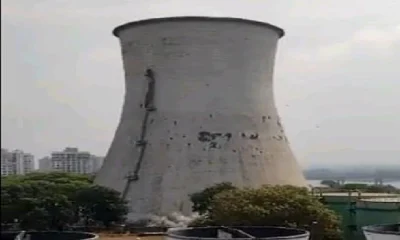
(315, 192, 399, 240)
(354, 198, 400, 239)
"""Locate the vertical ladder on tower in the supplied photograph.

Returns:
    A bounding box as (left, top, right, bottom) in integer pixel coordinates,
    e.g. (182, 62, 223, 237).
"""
(121, 68, 156, 200)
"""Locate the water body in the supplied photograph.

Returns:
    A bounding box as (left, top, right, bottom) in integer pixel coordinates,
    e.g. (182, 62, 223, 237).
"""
(307, 179, 400, 189)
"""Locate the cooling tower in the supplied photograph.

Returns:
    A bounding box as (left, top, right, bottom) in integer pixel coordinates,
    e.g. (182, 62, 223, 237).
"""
(95, 16, 307, 221)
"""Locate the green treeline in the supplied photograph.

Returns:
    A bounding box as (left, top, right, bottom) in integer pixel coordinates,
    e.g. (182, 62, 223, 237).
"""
(320, 180, 400, 193)
(1, 172, 128, 230)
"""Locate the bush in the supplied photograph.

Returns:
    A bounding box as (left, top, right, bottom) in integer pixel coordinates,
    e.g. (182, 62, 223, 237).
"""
(190, 184, 342, 240)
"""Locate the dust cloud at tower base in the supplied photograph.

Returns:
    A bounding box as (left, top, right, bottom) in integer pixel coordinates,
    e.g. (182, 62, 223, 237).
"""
(95, 17, 307, 221)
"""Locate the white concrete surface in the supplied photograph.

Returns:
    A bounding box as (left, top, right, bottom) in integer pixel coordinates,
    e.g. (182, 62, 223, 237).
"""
(95, 17, 307, 221)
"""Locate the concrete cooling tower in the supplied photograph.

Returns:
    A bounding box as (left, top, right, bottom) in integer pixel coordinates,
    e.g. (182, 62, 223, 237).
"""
(95, 16, 307, 221)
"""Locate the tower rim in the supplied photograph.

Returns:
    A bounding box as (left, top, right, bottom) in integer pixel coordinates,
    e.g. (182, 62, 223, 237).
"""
(112, 16, 285, 38)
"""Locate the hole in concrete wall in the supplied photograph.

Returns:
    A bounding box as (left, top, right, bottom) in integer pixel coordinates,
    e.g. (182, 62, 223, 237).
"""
(260, 151, 263, 154)
(140, 103, 143, 108)
(249, 133, 259, 139)
(209, 142, 218, 149)
(169, 137, 173, 140)
(225, 133, 232, 141)
(268, 116, 271, 119)
(232, 149, 237, 153)
(206, 83, 210, 87)
(241, 133, 246, 138)
(187, 143, 191, 147)
(273, 135, 283, 141)
(182, 135, 186, 138)
(173, 121, 177, 126)
(150, 119, 155, 124)
(209, 114, 213, 118)
(262, 116, 266, 122)
(277, 119, 282, 127)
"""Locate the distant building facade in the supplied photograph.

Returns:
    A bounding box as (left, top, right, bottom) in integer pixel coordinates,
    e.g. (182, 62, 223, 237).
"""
(46, 147, 103, 174)
(1, 148, 35, 176)
(91, 156, 104, 173)
(38, 156, 52, 172)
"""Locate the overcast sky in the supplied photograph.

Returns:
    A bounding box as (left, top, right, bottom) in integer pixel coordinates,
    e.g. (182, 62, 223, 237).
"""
(2, 0, 399, 168)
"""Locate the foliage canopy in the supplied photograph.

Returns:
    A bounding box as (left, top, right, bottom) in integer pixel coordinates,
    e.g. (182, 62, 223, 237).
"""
(1, 172, 128, 230)
(189, 183, 342, 240)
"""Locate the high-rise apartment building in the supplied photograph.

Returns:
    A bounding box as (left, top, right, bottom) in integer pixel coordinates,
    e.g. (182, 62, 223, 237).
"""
(49, 147, 103, 174)
(38, 156, 52, 172)
(1, 148, 35, 176)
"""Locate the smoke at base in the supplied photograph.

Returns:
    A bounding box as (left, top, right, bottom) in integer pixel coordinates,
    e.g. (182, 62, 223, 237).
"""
(127, 212, 199, 228)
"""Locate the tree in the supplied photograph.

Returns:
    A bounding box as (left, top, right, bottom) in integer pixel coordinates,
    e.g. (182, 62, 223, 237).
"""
(73, 185, 129, 227)
(320, 180, 340, 188)
(189, 184, 342, 240)
(189, 182, 237, 215)
(1, 172, 128, 230)
(18, 195, 75, 230)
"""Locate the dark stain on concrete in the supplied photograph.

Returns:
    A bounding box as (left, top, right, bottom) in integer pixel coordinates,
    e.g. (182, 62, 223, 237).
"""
(198, 131, 222, 142)
(249, 133, 259, 140)
(224, 133, 232, 141)
(273, 135, 283, 141)
(209, 142, 218, 149)
(277, 119, 282, 128)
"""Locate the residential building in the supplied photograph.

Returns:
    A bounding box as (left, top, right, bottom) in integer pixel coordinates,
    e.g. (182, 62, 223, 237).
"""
(38, 156, 52, 172)
(1, 148, 35, 176)
(49, 147, 102, 174)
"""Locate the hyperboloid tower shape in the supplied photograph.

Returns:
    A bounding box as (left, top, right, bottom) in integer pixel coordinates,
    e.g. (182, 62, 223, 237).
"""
(95, 16, 307, 221)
